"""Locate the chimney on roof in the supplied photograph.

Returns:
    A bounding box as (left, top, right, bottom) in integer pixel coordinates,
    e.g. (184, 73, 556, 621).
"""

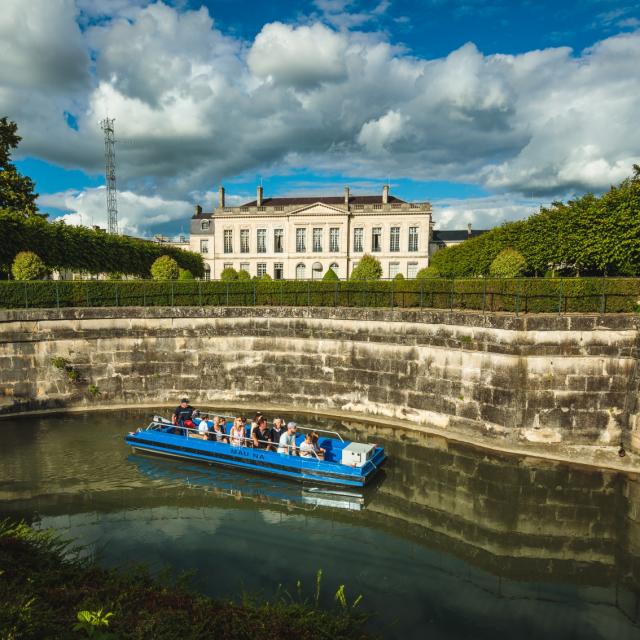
(344, 186, 349, 206)
(382, 184, 390, 204)
(467, 222, 472, 237)
(218, 186, 225, 208)
(195, 204, 202, 217)
(257, 185, 263, 207)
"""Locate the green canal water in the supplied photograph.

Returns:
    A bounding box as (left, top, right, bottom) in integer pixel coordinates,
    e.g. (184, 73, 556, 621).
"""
(0, 409, 639, 640)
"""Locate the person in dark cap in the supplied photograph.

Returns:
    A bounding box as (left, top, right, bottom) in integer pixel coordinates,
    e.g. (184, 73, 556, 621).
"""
(172, 397, 195, 435)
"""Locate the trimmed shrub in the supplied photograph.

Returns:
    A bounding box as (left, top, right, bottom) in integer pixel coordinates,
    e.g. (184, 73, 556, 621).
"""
(12, 251, 47, 280)
(220, 267, 238, 281)
(490, 248, 527, 278)
(323, 267, 339, 281)
(237, 269, 251, 281)
(394, 272, 405, 280)
(178, 268, 194, 280)
(350, 254, 382, 281)
(417, 265, 440, 279)
(150, 255, 179, 280)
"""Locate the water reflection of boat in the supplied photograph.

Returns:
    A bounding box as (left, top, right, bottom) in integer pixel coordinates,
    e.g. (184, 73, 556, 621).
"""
(125, 417, 386, 489)
(127, 454, 383, 511)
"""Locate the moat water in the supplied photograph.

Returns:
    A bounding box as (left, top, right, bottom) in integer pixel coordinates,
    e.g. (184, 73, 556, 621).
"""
(1, 409, 639, 640)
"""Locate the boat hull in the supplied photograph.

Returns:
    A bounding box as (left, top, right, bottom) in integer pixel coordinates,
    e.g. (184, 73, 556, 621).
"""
(124, 431, 385, 489)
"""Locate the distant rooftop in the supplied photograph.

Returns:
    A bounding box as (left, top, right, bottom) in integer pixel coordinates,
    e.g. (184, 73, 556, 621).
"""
(240, 194, 407, 207)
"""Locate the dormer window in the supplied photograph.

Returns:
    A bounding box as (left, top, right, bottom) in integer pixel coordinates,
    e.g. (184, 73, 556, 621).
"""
(201, 220, 210, 231)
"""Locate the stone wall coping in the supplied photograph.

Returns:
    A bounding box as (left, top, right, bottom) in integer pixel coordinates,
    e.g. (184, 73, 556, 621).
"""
(1, 305, 639, 332)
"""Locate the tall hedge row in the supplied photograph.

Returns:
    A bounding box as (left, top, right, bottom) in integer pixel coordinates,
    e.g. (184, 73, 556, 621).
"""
(1, 278, 639, 313)
(0, 211, 204, 277)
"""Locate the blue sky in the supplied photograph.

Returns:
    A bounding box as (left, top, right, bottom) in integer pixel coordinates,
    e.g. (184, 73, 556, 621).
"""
(4, 0, 639, 236)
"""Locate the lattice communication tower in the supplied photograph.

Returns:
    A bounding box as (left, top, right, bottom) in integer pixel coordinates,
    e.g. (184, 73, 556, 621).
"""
(100, 118, 118, 234)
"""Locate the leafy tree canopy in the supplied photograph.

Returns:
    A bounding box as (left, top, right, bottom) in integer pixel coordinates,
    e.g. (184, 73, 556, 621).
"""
(150, 255, 179, 280)
(12, 251, 47, 280)
(430, 168, 640, 277)
(237, 269, 251, 281)
(178, 268, 194, 280)
(0, 117, 40, 218)
(350, 254, 382, 280)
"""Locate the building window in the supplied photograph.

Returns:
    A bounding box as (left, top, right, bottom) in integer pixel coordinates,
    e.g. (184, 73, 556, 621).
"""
(204, 266, 210, 281)
(224, 229, 233, 253)
(372, 227, 382, 252)
(200, 239, 209, 254)
(389, 262, 400, 278)
(257, 263, 267, 277)
(296, 263, 306, 279)
(390, 227, 400, 252)
(274, 229, 283, 253)
(407, 262, 418, 279)
(408, 227, 418, 252)
(223, 262, 233, 270)
(257, 228, 266, 253)
(353, 228, 363, 252)
(274, 263, 283, 280)
(312, 228, 322, 252)
(330, 228, 339, 252)
(329, 262, 339, 277)
(240, 229, 249, 253)
(296, 228, 306, 252)
(240, 262, 250, 274)
(201, 220, 210, 231)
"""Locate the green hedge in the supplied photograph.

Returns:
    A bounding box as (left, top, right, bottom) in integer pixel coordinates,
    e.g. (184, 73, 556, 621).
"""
(1, 278, 639, 313)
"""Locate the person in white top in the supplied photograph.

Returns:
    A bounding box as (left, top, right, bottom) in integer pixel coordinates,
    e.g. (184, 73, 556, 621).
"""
(229, 416, 246, 447)
(277, 422, 299, 455)
(299, 433, 316, 458)
(197, 417, 210, 439)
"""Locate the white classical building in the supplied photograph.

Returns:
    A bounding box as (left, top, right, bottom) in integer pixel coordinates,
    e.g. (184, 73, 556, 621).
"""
(190, 185, 433, 280)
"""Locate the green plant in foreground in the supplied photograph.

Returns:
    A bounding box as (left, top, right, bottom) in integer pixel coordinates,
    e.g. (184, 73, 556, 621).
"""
(334, 584, 363, 610)
(73, 609, 115, 639)
(65, 367, 80, 382)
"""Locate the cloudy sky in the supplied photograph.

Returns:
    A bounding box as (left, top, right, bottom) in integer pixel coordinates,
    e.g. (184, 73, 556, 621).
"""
(2, 0, 639, 237)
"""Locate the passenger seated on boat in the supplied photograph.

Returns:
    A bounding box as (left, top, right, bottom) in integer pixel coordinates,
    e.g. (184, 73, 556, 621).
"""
(172, 398, 195, 435)
(196, 417, 210, 439)
(311, 432, 326, 461)
(277, 422, 298, 455)
(270, 417, 285, 447)
(229, 417, 246, 447)
(251, 417, 273, 450)
(299, 433, 317, 458)
(211, 416, 228, 443)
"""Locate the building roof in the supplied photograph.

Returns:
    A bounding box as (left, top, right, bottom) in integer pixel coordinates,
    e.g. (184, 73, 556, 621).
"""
(240, 194, 407, 207)
(432, 229, 489, 242)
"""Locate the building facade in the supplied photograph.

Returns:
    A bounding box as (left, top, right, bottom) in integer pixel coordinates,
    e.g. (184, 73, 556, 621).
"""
(190, 185, 432, 280)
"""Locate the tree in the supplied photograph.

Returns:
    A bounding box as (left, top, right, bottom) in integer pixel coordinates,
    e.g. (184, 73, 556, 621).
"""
(0, 117, 40, 217)
(178, 268, 194, 280)
(350, 254, 382, 280)
(237, 269, 251, 281)
(323, 267, 339, 281)
(220, 267, 238, 281)
(150, 255, 179, 280)
(489, 248, 527, 278)
(12, 251, 47, 280)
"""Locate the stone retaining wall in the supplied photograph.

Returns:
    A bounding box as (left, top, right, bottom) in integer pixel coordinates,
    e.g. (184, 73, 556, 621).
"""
(1, 306, 640, 451)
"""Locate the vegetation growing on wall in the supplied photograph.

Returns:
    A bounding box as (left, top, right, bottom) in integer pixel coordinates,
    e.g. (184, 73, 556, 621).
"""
(430, 167, 640, 277)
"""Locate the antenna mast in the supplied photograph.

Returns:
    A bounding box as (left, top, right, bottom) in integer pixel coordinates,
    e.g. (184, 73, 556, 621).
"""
(100, 118, 118, 234)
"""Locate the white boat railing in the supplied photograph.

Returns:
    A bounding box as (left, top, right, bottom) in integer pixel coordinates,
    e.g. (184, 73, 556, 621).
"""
(145, 420, 324, 460)
(153, 413, 345, 443)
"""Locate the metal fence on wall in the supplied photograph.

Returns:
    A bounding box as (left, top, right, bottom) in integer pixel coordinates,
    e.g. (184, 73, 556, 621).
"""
(0, 277, 639, 314)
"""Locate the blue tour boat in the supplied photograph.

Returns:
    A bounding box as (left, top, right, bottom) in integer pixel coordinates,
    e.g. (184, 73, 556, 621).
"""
(125, 415, 386, 490)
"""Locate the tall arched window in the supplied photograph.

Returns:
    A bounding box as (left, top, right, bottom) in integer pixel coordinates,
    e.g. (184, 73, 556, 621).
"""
(203, 265, 211, 281)
(296, 263, 306, 280)
(201, 220, 210, 231)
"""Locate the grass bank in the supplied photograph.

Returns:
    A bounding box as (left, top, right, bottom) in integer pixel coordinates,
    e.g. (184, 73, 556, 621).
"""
(0, 521, 370, 640)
